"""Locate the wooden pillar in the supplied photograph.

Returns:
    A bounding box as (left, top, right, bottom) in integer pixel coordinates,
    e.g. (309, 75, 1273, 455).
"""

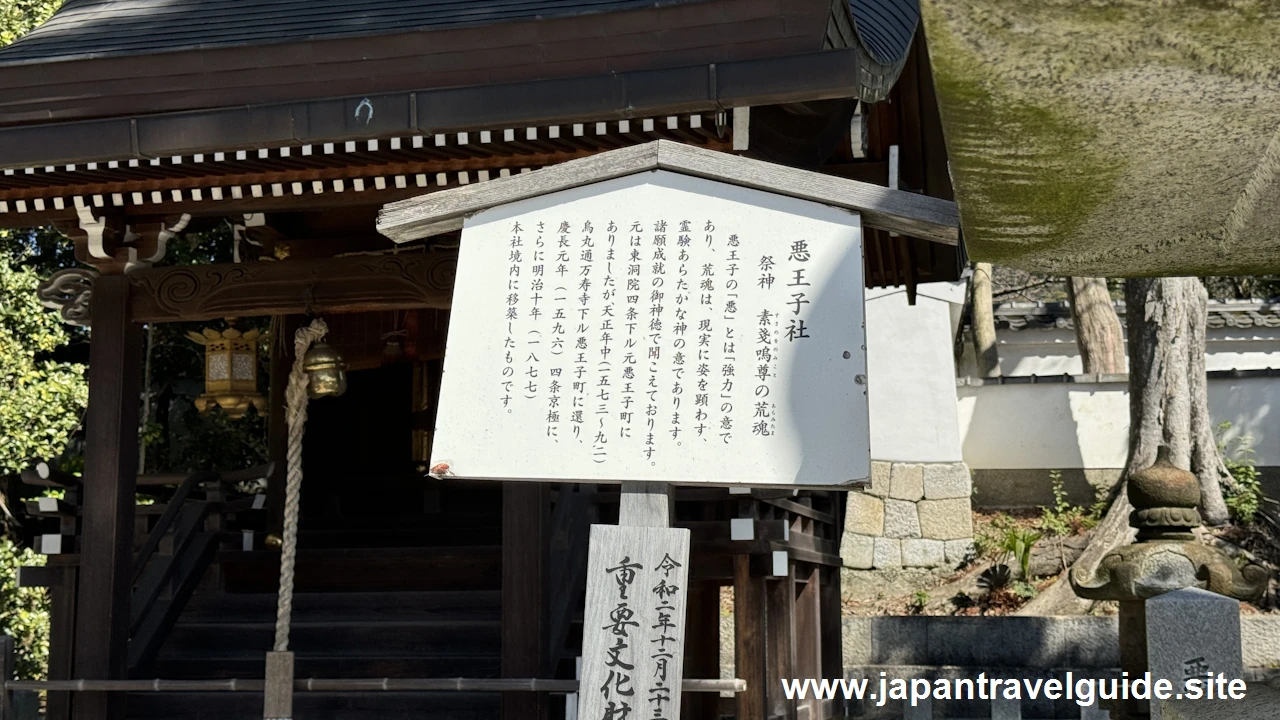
(766, 567, 797, 720)
(73, 274, 143, 720)
(733, 554, 766, 720)
(682, 580, 721, 720)
(794, 567, 822, 720)
(2, 634, 14, 720)
(502, 483, 548, 720)
(819, 566, 845, 720)
(46, 564, 78, 720)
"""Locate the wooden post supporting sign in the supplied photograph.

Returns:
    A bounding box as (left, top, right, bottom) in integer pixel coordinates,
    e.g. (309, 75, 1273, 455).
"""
(577, 482, 690, 720)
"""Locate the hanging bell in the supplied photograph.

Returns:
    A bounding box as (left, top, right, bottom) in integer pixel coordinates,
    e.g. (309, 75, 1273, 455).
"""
(302, 339, 348, 398)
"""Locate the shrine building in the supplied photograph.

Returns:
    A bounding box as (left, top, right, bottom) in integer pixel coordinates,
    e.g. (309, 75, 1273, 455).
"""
(0, 1, 963, 719)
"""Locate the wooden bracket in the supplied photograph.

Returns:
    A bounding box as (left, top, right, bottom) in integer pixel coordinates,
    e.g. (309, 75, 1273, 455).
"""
(126, 214, 191, 273)
(36, 268, 98, 327)
(56, 207, 189, 274)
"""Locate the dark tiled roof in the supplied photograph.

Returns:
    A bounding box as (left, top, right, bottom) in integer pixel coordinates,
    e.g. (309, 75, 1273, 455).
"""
(850, 0, 919, 65)
(0, 0, 710, 65)
(991, 301, 1280, 331)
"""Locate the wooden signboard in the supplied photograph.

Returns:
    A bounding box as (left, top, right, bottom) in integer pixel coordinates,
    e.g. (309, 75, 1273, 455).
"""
(430, 170, 869, 486)
(577, 524, 691, 720)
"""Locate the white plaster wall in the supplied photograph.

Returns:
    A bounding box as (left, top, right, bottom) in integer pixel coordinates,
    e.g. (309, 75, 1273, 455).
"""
(957, 328, 1280, 377)
(958, 377, 1280, 469)
(866, 281, 966, 463)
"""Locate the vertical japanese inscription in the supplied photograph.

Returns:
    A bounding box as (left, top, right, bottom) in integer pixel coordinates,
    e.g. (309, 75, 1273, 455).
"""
(495, 215, 811, 461)
(433, 173, 870, 486)
(579, 525, 691, 720)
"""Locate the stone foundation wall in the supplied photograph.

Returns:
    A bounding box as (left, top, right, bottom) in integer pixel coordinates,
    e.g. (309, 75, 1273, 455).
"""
(841, 461, 975, 570)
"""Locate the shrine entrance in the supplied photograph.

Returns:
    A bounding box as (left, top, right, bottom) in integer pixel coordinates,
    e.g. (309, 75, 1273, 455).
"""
(0, 3, 963, 714)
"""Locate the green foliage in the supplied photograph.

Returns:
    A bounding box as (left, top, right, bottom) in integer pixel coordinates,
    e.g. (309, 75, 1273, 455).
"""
(1218, 422, 1264, 525)
(0, 539, 49, 679)
(910, 590, 930, 614)
(158, 403, 268, 475)
(1038, 471, 1104, 537)
(0, 0, 61, 47)
(1009, 580, 1038, 600)
(973, 512, 1017, 559)
(1000, 527, 1042, 580)
(0, 240, 82, 682)
(0, 259, 88, 476)
(1039, 471, 1075, 537)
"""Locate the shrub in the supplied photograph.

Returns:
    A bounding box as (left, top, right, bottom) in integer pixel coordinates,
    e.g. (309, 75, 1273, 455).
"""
(0, 538, 49, 680)
(1039, 471, 1103, 537)
(1218, 422, 1263, 525)
(974, 512, 1017, 559)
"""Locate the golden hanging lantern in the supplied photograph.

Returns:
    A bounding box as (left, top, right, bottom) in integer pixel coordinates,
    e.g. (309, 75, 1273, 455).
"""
(302, 339, 347, 398)
(188, 324, 267, 419)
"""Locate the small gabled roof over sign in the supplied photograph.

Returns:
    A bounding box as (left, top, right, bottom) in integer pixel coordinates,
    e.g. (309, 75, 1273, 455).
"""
(376, 140, 959, 246)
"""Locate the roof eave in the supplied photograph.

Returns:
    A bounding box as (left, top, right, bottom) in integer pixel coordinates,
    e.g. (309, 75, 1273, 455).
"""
(0, 49, 866, 170)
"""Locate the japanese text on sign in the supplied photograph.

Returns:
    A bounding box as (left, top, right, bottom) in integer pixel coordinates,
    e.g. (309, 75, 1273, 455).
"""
(432, 172, 869, 486)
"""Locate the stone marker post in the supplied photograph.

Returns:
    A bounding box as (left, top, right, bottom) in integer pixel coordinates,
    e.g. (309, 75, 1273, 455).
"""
(1146, 588, 1243, 720)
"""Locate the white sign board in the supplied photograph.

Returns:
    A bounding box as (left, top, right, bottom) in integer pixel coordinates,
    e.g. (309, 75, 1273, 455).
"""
(578, 525, 690, 720)
(431, 170, 869, 486)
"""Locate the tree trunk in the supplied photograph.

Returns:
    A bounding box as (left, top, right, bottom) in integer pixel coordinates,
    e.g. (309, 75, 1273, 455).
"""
(970, 262, 1001, 378)
(1019, 277, 1232, 615)
(1126, 277, 1231, 525)
(1068, 277, 1125, 374)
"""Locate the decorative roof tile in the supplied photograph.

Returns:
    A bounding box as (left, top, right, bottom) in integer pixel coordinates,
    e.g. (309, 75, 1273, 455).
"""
(989, 300, 1280, 331)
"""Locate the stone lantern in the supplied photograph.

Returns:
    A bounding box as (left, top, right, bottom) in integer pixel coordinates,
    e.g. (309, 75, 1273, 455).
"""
(1071, 449, 1267, 718)
(1071, 450, 1267, 603)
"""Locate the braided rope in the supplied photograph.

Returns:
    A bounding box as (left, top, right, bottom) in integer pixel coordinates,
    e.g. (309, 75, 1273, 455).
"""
(273, 318, 329, 653)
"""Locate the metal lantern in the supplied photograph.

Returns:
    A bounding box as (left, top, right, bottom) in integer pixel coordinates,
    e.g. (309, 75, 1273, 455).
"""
(302, 339, 347, 398)
(188, 325, 266, 419)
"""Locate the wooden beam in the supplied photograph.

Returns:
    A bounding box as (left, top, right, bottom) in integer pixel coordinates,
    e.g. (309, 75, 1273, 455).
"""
(0, 152, 599, 205)
(502, 483, 548, 720)
(126, 251, 457, 323)
(1, 634, 13, 720)
(681, 581, 721, 720)
(46, 563, 78, 720)
(819, 566, 844, 720)
(766, 567, 797, 720)
(733, 554, 766, 720)
(794, 568, 822, 720)
(73, 274, 143, 720)
(19, 462, 80, 488)
(377, 140, 960, 246)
